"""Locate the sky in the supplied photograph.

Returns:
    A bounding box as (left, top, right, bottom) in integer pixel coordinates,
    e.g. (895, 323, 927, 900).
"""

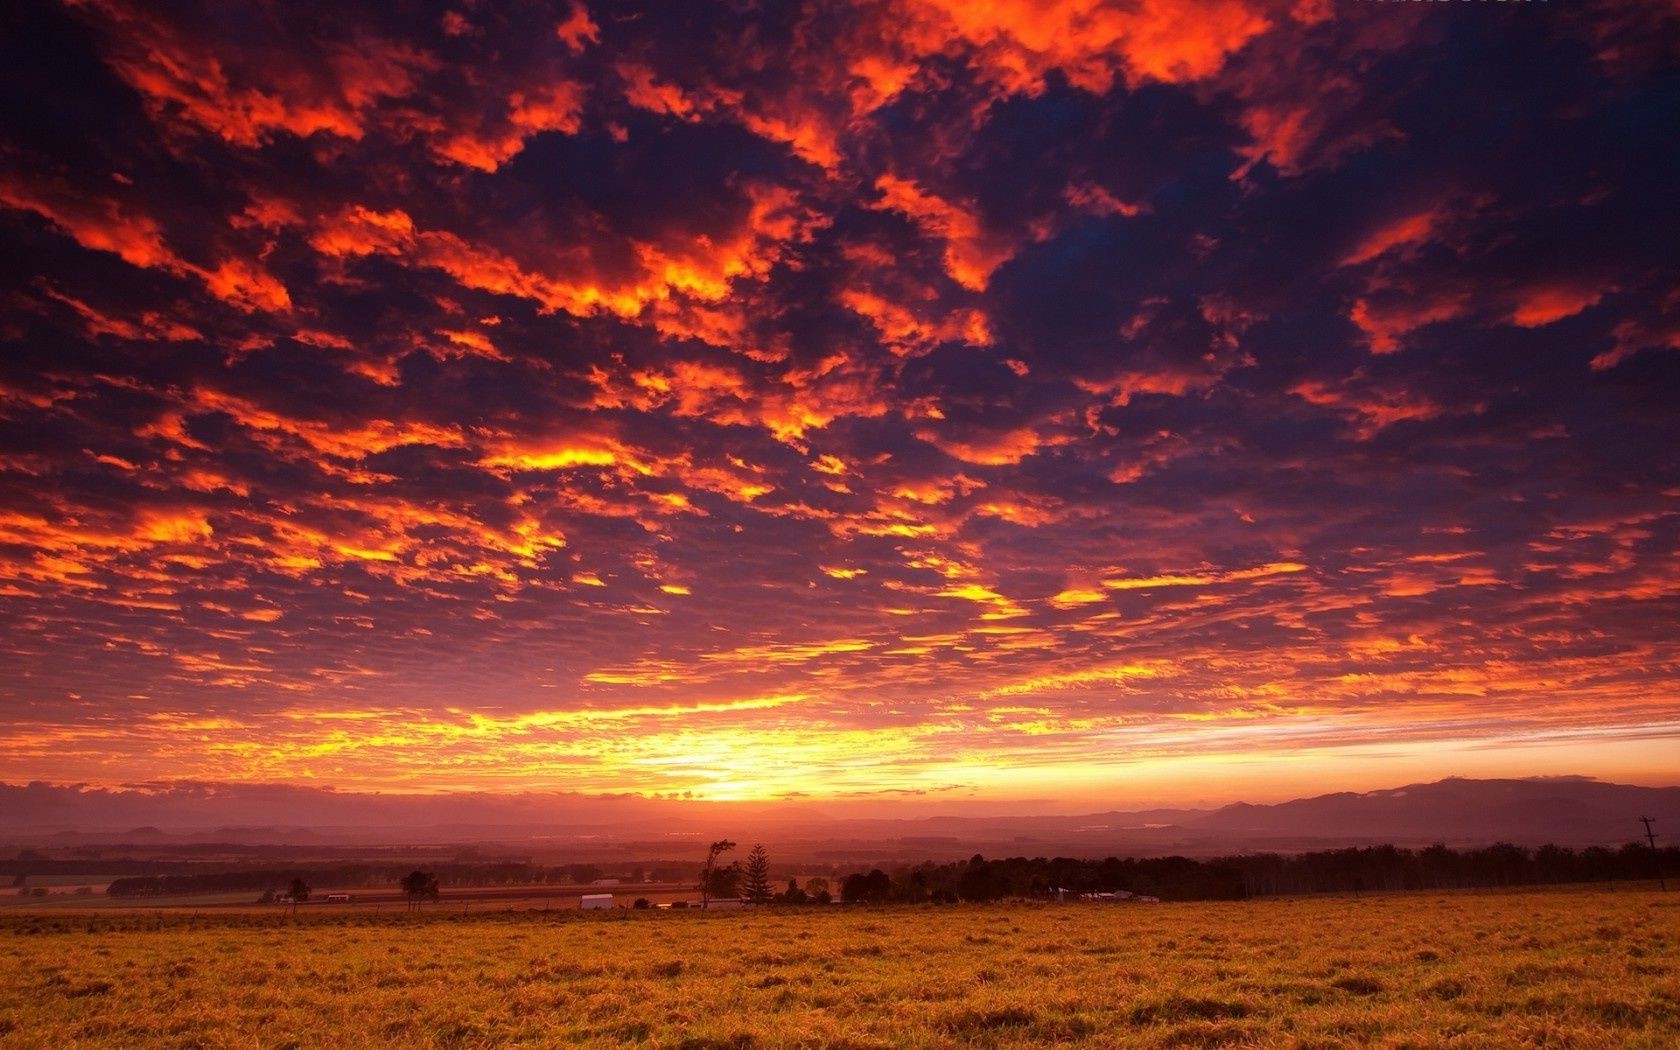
(1, 0, 1677, 812)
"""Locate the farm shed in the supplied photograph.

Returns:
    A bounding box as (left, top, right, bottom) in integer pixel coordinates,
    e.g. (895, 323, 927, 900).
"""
(580, 893, 614, 910)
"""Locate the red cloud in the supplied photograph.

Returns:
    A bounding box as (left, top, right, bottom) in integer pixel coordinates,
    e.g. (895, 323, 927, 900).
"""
(898, 0, 1272, 94)
(1, 171, 291, 313)
(1507, 284, 1611, 329)
(70, 0, 435, 146)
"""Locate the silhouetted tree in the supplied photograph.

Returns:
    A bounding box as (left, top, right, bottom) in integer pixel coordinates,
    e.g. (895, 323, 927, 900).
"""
(743, 844, 772, 904)
(401, 870, 439, 912)
(705, 862, 742, 902)
(900, 868, 930, 904)
(699, 840, 736, 908)
(841, 869, 893, 903)
(777, 878, 808, 904)
(958, 855, 1003, 902)
(840, 873, 867, 902)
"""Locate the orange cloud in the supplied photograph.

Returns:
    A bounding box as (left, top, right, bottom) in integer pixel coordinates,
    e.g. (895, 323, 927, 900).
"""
(1507, 284, 1610, 328)
(71, 0, 435, 146)
(177, 387, 466, 462)
(555, 3, 601, 53)
(1341, 207, 1444, 267)
(303, 181, 815, 328)
(38, 288, 202, 344)
(900, 0, 1271, 94)
(2, 173, 293, 315)
(0, 174, 173, 270)
(873, 174, 1013, 291)
(1290, 377, 1458, 440)
(1591, 306, 1680, 370)
(432, 82, 588, 171)
(919, 425, 1043, 466)
(1349, 292, 1468, 355)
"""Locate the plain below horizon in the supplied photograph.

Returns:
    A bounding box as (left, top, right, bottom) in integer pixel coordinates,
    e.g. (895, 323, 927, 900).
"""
(4, 775, 1677, 856)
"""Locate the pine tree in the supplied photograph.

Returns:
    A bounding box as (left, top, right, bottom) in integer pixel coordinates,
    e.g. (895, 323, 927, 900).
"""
(743, 844, 772, 904)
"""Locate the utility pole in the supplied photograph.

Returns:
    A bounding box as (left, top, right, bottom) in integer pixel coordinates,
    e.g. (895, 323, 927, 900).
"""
(1641, 817, 1667, 891)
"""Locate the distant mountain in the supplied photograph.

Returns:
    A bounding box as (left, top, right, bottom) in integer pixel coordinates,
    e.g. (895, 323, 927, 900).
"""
(1183, 777, 1680, 846)
(3, 776, 1675, 854)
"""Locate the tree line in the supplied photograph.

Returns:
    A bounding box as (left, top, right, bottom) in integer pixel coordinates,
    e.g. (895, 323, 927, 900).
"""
(98, 840, 1673, 902)
(822, 842, 1677, 903)
(101, 861, 691, 898)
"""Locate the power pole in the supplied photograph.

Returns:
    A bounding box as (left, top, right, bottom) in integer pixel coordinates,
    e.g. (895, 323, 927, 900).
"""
(1641, 817, 1667, 891)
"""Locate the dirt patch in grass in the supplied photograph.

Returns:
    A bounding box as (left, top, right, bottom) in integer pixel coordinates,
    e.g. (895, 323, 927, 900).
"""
(943, 1006, 1038, 1033)
(673, 1035, 756, 1050)
(1130, 995, 1254, 1024)
(1424, 977, 1467, 1000)
(1162, 1021, 1263, 1048)
(1330, 975, 1384, 995)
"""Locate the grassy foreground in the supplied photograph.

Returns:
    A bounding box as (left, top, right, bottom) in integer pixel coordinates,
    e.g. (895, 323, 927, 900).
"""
(1, 887, 1676, 1048)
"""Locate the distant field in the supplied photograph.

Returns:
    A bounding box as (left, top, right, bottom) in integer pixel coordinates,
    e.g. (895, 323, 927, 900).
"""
(1, 886, 1676, 1048)
(0, 882, 696, 914)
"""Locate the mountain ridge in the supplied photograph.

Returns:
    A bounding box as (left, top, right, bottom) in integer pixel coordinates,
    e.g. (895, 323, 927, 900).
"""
(4, 776, 1675, 854)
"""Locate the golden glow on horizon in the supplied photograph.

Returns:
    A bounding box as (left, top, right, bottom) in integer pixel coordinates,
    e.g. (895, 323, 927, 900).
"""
(4, 698, 1675, 806)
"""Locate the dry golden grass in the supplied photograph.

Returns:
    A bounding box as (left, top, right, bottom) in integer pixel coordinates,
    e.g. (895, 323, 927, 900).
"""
(1, 885, 1676, 1048)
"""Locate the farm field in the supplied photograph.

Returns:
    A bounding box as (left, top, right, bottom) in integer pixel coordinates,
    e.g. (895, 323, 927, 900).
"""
(1, 886, 1676, 1048)
(0, 883, 700, 915)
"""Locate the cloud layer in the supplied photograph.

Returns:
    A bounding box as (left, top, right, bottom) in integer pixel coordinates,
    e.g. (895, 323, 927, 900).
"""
(2, 0, 1678, 802)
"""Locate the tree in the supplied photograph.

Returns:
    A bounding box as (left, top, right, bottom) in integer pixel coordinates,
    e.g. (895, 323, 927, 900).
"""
(778, 878, 808, 904)
(564, 864, 603, 885)
(287, 878, 310, 910)
(841, 869, 893, 903)
(401, 870, 439, 912)
(743, 844, 772, 904)
(958, 855, 1003, 902)
(705, 862, 742, 902)
(699, 840, 735, 908)
(902, 869, 930, 904)
(840, 873, 868, 903)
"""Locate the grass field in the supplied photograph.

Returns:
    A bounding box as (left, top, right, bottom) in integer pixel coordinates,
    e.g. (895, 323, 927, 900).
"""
(0, 883, 698, 914)
(1, 886, 1675, 1048)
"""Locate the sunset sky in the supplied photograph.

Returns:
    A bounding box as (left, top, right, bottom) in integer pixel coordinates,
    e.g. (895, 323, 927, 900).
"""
(2, 0, 1677, 811)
